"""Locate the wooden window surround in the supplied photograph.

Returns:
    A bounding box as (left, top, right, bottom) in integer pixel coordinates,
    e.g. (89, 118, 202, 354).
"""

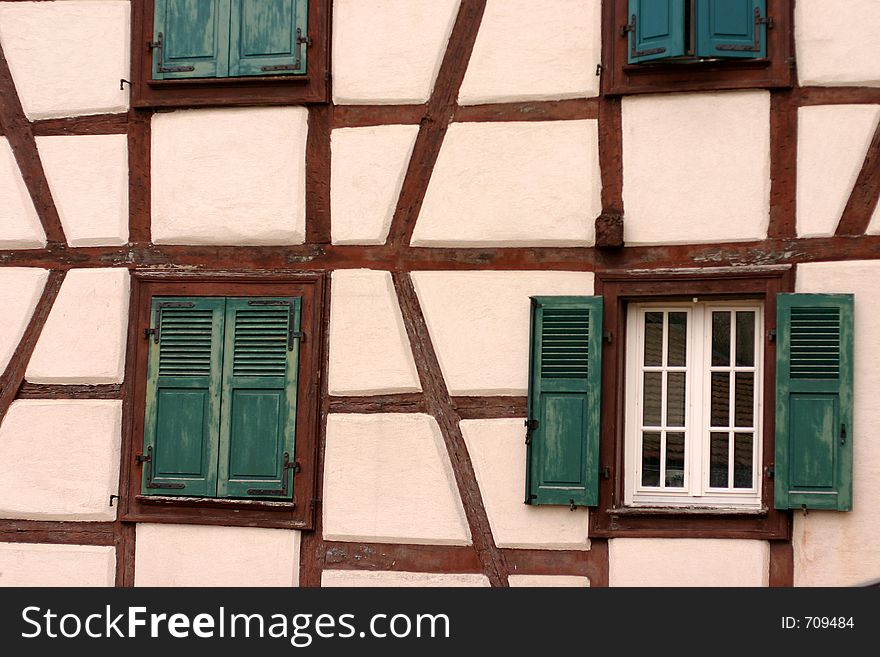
(602, 0, 795, 96)
(120, 271, 326, 530)
(130, 0, 330, 108)
(590, 266, 793, 539)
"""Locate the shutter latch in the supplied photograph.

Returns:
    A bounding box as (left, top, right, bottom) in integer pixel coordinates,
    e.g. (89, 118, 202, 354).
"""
(137, 446, 185, 490)
(524, 419, 539, 444)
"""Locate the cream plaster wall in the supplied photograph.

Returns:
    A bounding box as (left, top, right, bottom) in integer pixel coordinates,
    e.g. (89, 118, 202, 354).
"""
(0, 543, 115, 587)
(135, 524, 300, 587)
(321, 570, 489, 587)
(509, 575, 589, 587)
(622, 91, 770, 245)
(330, 125, 419, 245)
(323, 414, 470, 545)
(151, 107, 307, 245)
(458, 0, 601, 105)
(36, 134, 129, 246)
(411, 271, 594, 395)
(0, 268, 47, 375)
(461, 419, 589, 550)
(333, 0, 460, 104)
(793, 261, 880, 586)
(797, 105, 880, 237)
(411, 120, 600, 247)
(0, 138, 45, 249)
(796, 0, 880, 87)
(0, 1, 129, 119)
(609, 539, 770, 587)
(328, 270, 420, 395)
(26, 268, 129, 384)
(0, 400, 121, 521)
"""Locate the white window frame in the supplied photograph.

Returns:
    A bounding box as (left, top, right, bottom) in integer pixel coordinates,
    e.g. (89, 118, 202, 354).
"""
(624, 300, 764, 509)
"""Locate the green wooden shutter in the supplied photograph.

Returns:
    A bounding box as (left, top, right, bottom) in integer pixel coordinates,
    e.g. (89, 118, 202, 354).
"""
(228, 0, 308, 77)
(142, 297, 225, 496)
(775, 294, 854, 511)
(525, 297, 602, 507)
(695, 0, 768, 59)
(626, 0, 686, 64)
(152, 0, 231, 80)
(217, 297, 301, 499)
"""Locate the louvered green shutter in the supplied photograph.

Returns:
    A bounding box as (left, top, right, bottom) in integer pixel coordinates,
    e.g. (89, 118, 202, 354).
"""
(142, 297, 225, 496)
(695, 0, 767, 59)
(228, 0, 308, 77)
(217, 298, 301, 499)
(775, 294, 854, 511)
(152, 0, 231, 80)
(626, 0, 686, 64)
(525, 297, 602, 507)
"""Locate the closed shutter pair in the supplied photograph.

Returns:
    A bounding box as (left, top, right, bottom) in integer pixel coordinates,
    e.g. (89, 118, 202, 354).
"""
(141, 297, 301, 500)
(526, 294, 854, 512)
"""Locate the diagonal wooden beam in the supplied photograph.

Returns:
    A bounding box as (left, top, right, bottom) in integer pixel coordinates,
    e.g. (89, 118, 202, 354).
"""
(835, 119, 880, 236)
(0, 42, 67, 244)
(0, 269, 66, 426)
(385, 0, 488, 248)
(392, 271, 509, 587)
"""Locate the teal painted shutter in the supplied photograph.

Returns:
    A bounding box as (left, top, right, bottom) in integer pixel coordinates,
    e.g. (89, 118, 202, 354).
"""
(228, 0, 308, 77)
(152, 0, 231, 79)
(526, 297, 602, 507)
(217, 298, 301, 499)
(626, 0, 686, 63)
(775, 294, 854, 511)
(695, 0, 767, 59)
(142, 297, 225, 496)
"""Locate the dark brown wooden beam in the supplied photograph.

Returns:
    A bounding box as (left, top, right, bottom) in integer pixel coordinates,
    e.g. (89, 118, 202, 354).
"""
(328, 393, 426, 414)
(385, 0, 488, 248)
(16, 383, 124, 400)
(4, 236, 880, 272)
(798, 86, 880, 107)
(0, 270, 65, 425)
(454, 98, 599, 123)
(323, 541, 481, 574)
(453, 396, 527, 419)
(393, 271, 509, 587)
(306, 104, 332, 244)
(115, 521, 136, 587)
(0, 520, 115, 546)
(333, 105, 425, 129)
(769, 540, 794, 587)
(0, 42, 66, 244)
(836, 120, 880, 236)
(32, 113, 128, 137)
(127, 110, 152, 243)
(768, 89, 798, 239)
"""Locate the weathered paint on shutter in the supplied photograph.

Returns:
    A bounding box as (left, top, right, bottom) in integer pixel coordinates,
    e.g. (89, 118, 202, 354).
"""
(152, 0, 231, 80)
(525, 296, 603, 507)
(775, 294, 854, 511)
(695, 0, 767, 59)
(217, 297, 301, 499)
(228, 0, 309, 77)
(626, 0, 686, 64)
(142, 297, 225, 496)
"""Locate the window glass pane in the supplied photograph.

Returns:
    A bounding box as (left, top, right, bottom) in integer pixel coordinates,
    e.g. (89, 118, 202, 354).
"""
(712, 311, 731, 366)
(735, 311, 755, 367)
(666, 372, 686, 427)
(710, 432, 729, 488)
(665, 432, 685, 488)
(710, 372, 730, 427)
(667, 312, 687, 366)
(643, 372, 662, 426)
(644, 311, 664, 367)
(641, 432, 661, 487)
(734, 434, 754, 488)
(734, 372, 754, 428)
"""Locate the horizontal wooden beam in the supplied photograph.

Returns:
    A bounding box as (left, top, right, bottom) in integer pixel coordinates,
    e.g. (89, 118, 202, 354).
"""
(0, 520, 116, 546)
(31, 113, 128, 137)
(328, 393, 426, 414)
(453, 396, 527, 419)
(454, 97, 599, 123)
(17, 383, 124, 399)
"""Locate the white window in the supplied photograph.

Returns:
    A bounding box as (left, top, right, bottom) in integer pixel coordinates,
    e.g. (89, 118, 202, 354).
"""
(624, 300, 764, 509)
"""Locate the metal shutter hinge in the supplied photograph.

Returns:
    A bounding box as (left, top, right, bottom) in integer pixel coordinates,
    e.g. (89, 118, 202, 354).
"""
(524, 419, 539, 444)
(148, 32, 195, 73)
(137, 446, 185, 490)
(768, 329, 777, 342)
